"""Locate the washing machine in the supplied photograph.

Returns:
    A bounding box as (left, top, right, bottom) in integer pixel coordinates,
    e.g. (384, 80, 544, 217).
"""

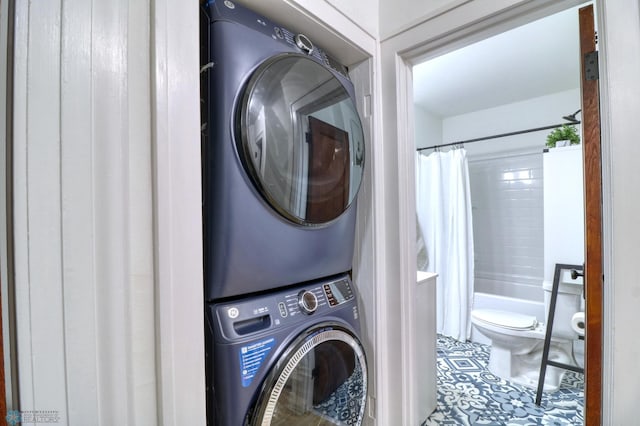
(200, 0, 366, 301)
(205, 273, 368, 425)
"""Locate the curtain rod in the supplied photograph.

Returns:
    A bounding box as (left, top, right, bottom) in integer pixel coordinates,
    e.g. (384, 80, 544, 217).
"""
(416, 121, 581, 152)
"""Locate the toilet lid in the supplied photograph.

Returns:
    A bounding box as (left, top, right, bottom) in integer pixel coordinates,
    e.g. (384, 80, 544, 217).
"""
(472, 309, 537, 330)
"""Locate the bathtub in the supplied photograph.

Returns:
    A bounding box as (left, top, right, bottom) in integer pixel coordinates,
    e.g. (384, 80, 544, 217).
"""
(470, 292, 544, 345)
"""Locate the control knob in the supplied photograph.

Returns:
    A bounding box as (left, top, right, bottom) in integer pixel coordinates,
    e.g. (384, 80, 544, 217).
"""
(294, 33, 314, 55)
(298, 290, 318, 315)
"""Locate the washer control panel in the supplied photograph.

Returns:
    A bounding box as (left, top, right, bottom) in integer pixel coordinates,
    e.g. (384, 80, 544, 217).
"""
(212, 274, 355, 341)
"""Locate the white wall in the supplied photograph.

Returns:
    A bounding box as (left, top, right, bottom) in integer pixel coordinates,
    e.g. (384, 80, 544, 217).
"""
(443, 89, 581, 156)
(380, 0, 469, 40)
(597, 1, 640, 422)
(414, 105, 442, 149)
(326, 0, 378, 38)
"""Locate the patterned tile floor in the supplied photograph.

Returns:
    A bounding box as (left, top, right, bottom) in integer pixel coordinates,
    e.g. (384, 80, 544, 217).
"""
(423, 335, 584, 426)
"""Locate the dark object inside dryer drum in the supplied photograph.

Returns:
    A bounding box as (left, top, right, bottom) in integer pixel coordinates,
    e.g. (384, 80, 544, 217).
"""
(249, 326, 367, 426)
(238, 54, 365, 225)
(311, 340, 356, 404)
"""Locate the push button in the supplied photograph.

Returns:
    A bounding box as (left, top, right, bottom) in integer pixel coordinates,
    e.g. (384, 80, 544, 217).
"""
(278, 302, 288, 318)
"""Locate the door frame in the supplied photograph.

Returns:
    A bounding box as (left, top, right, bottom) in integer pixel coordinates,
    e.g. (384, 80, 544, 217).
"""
(578, 5, 602, 424)
(377, 0, 608, 423)
(1, 0, 14, 414)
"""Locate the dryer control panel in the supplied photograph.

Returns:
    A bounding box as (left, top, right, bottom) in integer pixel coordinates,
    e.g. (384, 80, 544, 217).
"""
(206, 0, 350, 78)
(211, 274, 357, 342)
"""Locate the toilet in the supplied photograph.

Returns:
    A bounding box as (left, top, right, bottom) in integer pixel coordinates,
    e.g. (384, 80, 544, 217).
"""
(471, 277, 583, 391)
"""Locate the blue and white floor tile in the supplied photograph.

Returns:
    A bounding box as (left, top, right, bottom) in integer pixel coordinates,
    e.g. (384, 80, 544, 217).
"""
(423, 335, 584, 426)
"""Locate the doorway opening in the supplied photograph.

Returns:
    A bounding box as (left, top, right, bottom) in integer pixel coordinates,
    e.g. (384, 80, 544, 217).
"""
(413, 3, 594, 424)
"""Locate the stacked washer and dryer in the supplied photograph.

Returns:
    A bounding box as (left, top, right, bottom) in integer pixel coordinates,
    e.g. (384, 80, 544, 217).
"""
(200, 1, 368, 425)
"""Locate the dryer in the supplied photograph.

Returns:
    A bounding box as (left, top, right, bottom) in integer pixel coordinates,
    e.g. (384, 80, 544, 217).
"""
(200, 0, 366, 301)
(205, 274, 368, 425)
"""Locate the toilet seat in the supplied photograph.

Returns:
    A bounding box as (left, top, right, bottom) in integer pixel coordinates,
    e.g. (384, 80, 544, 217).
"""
(472, 309, 537, 331)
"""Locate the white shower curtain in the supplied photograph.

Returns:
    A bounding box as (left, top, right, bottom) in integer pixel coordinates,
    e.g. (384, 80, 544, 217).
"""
(416, 148, 474, 341)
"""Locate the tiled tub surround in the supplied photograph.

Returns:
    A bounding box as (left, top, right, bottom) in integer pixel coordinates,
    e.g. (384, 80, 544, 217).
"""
(469, 152, 545, 303)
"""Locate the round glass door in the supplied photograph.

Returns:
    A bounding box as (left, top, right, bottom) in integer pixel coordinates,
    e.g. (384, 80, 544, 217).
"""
(238, 54, 365, 225)
(248, 325, 367, 426)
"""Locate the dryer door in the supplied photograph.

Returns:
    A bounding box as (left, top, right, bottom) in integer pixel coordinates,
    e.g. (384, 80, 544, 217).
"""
(237, 54, 365, 225)
(247, 324, 367, 426)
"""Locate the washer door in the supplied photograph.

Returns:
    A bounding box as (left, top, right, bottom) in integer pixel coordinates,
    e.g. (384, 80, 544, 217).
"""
(248, 325, 367, 426)
(238, 54, 365, 225)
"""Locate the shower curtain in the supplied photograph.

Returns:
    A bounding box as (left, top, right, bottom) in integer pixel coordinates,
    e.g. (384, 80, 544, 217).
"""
(416, 148, 474, 341)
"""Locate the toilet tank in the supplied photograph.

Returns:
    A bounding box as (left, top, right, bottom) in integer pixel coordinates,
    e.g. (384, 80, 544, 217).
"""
(542, 268, 584, 339)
